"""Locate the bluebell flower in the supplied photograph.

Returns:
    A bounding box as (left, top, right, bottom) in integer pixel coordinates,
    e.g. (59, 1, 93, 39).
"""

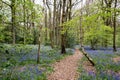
(114, 75, 120, 80)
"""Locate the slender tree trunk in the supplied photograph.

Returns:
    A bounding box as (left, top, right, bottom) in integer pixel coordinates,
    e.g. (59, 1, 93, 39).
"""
(11, 0, 16, 44)
(53, 0, 56, 46)
(113, 0, 117, 52)
(43, 0, 48, 43)
(80, 1, 84, 48)
(23, 0, 26, 44)
(65, 0, 72, 47)
(57, 0, 62, 46)
(37, 26, 42, 64)
(56, 10, 59, 47)
(68, 0, 72, 20)
(80, 12, 83, 48)
(61, 0, 66, 54)
(45, 10, 48, 43)
(31, 0, 36, 44)
(46, 2, 54, 48)
(104, 0, 113, 47)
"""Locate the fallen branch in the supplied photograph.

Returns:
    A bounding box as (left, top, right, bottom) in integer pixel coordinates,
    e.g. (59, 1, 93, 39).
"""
(81, 47, 95, 66)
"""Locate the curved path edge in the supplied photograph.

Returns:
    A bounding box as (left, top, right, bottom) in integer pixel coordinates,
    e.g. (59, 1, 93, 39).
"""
(47, 49, 83, 80)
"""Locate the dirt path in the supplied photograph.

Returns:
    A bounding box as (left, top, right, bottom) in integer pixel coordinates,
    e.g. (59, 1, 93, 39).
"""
(47, 49, 83, 80)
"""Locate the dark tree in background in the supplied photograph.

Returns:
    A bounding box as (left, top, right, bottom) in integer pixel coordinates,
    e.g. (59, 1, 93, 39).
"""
(11, 0, 16, 44)
(61, 0, 66, 54)
(113, 0, 117, 52)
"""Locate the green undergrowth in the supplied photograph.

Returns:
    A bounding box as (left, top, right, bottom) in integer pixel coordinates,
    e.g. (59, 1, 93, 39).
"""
(78, 51, 120, 80)
(0, 44, 72, 80)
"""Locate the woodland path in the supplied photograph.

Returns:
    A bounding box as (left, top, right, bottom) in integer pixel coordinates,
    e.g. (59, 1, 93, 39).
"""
(47, 49, 83, 80)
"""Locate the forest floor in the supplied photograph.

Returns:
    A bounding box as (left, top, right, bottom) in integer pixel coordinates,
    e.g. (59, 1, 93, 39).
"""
(113, 57, 120, 63)
(47, 49, 83, 80)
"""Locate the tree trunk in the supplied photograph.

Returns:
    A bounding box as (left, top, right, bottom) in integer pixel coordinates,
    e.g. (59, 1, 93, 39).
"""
(53, 0, 56, 46)
(104, 0, 113, 47)
(46, 1, 54, 48)
(43, 0, 48, 43)
(81, 48, 95, 66)
(30, 0, 36, 45)
(23, 0, 26, 44)
(61, 0, 66, 54)
(113, 0, 117, 52)
(80, 11, 83, 48)
(80, 0, 84, 48)
(11, 0, 16, 44)
(57, 0, 62, 46)
(37, 26, 42, 64)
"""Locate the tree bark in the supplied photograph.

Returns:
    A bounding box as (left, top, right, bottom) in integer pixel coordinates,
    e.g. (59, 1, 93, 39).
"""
(11, 0, 16, 44)
(57, 0, 62, 46)
(81, 47, 95, 66)
(37, 26, 42, 64)
(61, 0, 66, 54)
(104, 0, 113, 47)
(43, 0, 48, 43)
(80, 0, 84, 48)
(23, 0, 26, 44)
(32, 0, 36, 45)
(53, 0, 57, 46)
(113, 0, 117, 52)
(46, 1, 54, 48)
